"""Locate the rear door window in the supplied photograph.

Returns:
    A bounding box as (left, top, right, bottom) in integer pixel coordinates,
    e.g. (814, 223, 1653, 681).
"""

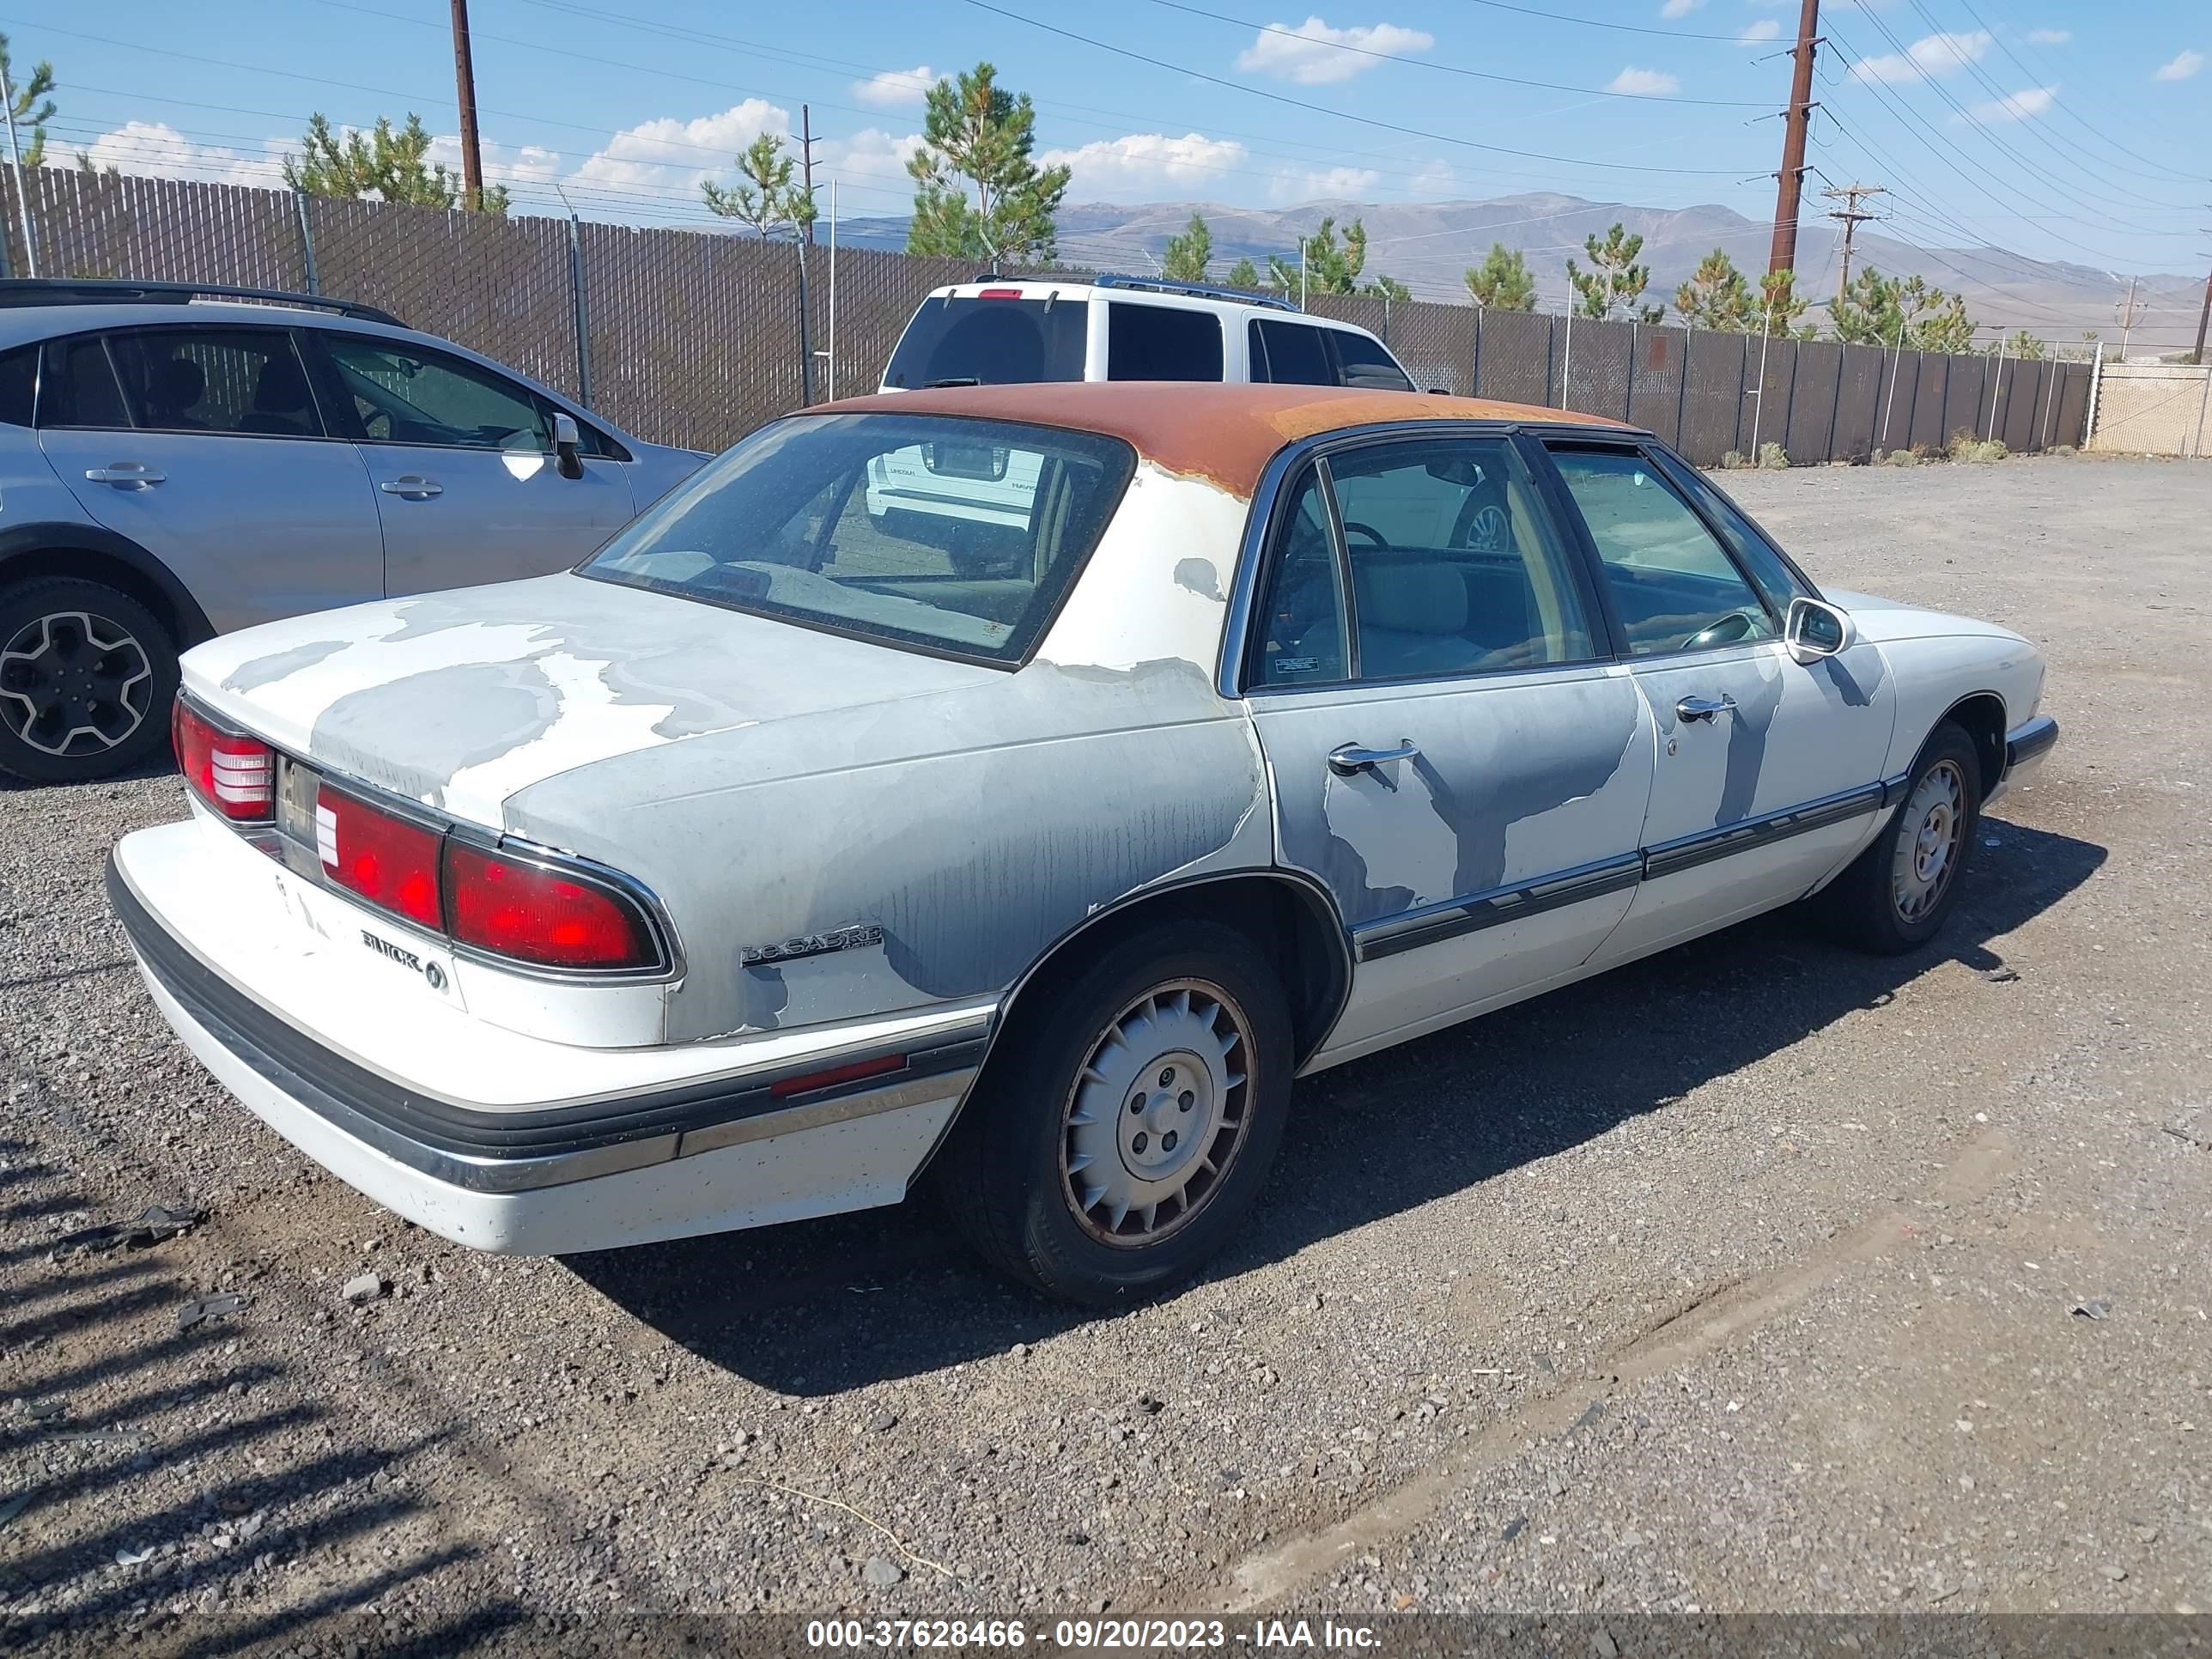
(1328, 329, 1413, 391)
(1106, 302, 1224, 380)
(883, 296, 1090, 388)
(0, 344, 35, 426)
(1249, 319, 1334, 386)
(38, 337, 132, 429)
(106, 327, 325, 437)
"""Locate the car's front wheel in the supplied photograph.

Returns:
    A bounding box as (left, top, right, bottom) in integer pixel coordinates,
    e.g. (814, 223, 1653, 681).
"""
(0, 577, 179, 786)
(935, 920, 1294, 1304)
(1817, 720, 1982, 954)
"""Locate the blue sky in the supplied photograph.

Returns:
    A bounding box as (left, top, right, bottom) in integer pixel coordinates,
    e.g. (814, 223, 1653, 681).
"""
(14, 0, 2206, 291)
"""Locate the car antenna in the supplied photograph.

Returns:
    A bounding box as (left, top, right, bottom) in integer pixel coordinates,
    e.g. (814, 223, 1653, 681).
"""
(924, 377, 982, 389)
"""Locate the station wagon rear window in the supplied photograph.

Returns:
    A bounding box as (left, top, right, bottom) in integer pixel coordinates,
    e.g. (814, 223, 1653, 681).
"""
(883, 296, 1088, 388)
(581, 413, 1136, 665)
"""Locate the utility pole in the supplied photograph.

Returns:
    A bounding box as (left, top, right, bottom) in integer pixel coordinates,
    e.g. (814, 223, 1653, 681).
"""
(449, 0, 485, 212)
(2115, 276, 2143, 359)
(799, 104, 817, 246)
(1767, 0, 1820, 276)
(2193, 258, 2209, 367)
(1821, 181, 1884, 304)
(0, 52, 37, 276)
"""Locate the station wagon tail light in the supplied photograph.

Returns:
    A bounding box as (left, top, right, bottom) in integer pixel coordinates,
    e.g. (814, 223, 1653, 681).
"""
(975, 287, 1024, 299)
(173, 701, 274, 821)
(316, 787, 441, 928)
(442, 842, 659, 971)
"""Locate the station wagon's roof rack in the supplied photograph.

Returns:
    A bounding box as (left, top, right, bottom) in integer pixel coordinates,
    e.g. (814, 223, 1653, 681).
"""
(0, 278, 404, 328)
(1087, 273, 1298, 312)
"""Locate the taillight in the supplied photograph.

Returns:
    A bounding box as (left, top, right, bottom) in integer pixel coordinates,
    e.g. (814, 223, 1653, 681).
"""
(315, 787, 441, 927)
(173, 700, 274, 821)
(975, 287, 1024, 299)
(443, 842, 657, 971)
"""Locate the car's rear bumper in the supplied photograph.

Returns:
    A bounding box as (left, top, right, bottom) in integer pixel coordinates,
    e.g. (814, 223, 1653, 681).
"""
(1988, 714, 2058, 806)
(109, 823, 988, 1255)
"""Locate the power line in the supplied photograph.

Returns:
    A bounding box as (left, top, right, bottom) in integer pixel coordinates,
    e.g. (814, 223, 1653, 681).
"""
(1455, 0, 1762, 46)
(1141, 0, 1772, 107)
(958, 2, 1756, 177)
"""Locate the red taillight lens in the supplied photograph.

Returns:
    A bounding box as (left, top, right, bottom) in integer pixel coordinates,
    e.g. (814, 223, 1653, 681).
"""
(173, 701, 274, 821)
(315, 787, 442, 928)
(975, 286, 1024, 299)
(443, 842, 656, 971)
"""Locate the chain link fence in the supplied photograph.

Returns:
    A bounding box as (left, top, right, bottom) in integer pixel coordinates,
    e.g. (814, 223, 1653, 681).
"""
(2, 169, 2093, 461)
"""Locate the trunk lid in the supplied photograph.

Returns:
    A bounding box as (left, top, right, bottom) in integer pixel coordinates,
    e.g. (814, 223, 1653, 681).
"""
(182, 572, 1002, 829)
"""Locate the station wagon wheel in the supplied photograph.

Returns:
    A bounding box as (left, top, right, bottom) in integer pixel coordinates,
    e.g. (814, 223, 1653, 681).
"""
(933, 918, 1294, 1305)
(1813, 720, 1982, 957)
(1060, 979, 1255, 1247)
(0, 578, 179, 786)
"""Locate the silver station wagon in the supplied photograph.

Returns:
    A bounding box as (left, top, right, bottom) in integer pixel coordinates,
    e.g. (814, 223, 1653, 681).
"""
(109, 382, 2057, 1304)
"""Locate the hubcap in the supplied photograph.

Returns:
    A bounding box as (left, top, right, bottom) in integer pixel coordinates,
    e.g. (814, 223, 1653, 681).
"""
(1891, 759, 1966, 923)
(1060, 980, 1254, 1248)
(0, 611, 154, 759)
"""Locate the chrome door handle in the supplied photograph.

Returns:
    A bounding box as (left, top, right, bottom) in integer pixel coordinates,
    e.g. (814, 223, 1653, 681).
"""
(379, 476, 443, 499)
(1675, 695, 1735, 724)
(1328, 739, 1420, 776)
(84, 463, 164, 487)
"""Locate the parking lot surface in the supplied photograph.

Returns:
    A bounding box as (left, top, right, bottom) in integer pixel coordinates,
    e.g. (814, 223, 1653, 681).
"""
(2, 455, 2207, 1648)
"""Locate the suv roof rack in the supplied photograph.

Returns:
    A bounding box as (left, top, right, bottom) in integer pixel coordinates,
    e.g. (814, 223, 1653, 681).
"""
(1088, 272, 1297, 313)
(0, 278, 404, 328)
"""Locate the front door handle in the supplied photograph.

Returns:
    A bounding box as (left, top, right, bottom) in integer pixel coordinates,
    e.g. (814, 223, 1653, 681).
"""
(379, 475, 443, 499)
(84, 462, 165, 488)
(1676, 695, 1735, 724)
(1328, 738, 1420, 776)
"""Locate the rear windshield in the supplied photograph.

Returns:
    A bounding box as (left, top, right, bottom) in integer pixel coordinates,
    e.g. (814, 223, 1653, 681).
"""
(883, 296, 1089, 389)
(580, 413, 1136, 665)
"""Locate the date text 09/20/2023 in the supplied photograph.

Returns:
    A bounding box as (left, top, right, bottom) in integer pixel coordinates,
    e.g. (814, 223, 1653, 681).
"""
(803, 1619, 1382, 1650)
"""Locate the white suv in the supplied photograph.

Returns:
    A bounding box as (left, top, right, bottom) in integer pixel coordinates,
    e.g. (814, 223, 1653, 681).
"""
(872, 276, 1415, 568)
(880, 274, 1414, 392)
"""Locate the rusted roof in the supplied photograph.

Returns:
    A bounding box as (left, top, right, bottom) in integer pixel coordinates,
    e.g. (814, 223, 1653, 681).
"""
(804, 382, 1632, 498)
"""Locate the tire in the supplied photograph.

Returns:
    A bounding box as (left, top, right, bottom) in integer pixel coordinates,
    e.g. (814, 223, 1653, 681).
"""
(0, 576, 179, 786)
(1817, 720, 1982, 955)
(933, 919, 1295, 1305)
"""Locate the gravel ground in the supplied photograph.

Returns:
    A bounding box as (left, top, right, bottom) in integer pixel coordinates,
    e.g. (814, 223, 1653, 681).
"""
(1, 454, 2207, 1652)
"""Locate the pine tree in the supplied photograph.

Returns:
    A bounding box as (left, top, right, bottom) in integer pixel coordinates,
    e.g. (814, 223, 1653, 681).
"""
(1161, 212, 1212, 283)
(1565, 222, 1662, 324)
(1264, 217, 1406, 300)
(904, 64, 1071, 264)
(283, 114, 508, 214)
(1831, 268, 1975, 352)
(1673, 247, 1754, 331)
(0, 33, 53, 169)
(1463, 243, 1536, 310)
(1224, 255, 1264, 292)
(702, 132, 816, 239)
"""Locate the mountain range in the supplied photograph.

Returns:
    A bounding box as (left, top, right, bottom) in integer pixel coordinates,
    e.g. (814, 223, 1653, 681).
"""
(826, 192, 2203, 355)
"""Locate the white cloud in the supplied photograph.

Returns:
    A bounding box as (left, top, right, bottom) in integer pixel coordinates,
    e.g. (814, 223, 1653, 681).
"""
(1037, 131, 1249, 197)
(1659, 0, 1706, 18)
(424, 134, 562, 191)
(1848, 29, 1990, 82)
(850, 65, 933, 109)
(2154, 48, 2203, 82)
(1738, 19, 1781, 45)
(568, 100, 790, 197)
(1957, 84, 2057, 124)
(1607, 66, 1682, 95)
(817, 127, 923, 191)
(1271, 163, 1383, 202)
(1235, 16, 1435, 85)
(77, 121, 289, 188)
(2026, 27, 2069, 45)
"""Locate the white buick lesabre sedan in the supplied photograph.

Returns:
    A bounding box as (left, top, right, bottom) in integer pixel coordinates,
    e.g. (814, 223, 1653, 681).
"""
(110, 383, 2057, 1304)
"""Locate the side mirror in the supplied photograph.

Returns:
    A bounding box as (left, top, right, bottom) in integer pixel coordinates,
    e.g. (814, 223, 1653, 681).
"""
(1784, 596, 1854, 665)
(552, 411, 584, 480)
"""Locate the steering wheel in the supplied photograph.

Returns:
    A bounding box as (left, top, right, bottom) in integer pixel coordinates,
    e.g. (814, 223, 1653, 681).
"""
(1341, 520, 1390, 548)
(1683, 611, 1757, 651)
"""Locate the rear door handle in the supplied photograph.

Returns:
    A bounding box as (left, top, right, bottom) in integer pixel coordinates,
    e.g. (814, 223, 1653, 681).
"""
(84, 462, 164, 488)
(1675, 695, 1735, 724)
(379, 475, 443, 499)
(1328, 739, 1420, 776)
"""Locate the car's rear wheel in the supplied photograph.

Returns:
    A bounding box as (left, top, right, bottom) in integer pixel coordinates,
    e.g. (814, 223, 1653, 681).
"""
(1817, 720, 1982, 954)
(0, 577, 178, 786)
(934, 920, 1293, 1304)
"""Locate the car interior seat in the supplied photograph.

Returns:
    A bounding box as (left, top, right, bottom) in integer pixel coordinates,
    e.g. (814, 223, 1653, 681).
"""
(240, 354, 317, 435)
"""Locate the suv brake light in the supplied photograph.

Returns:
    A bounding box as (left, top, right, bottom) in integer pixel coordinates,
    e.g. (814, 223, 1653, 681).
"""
(173, 701, 274, 821)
